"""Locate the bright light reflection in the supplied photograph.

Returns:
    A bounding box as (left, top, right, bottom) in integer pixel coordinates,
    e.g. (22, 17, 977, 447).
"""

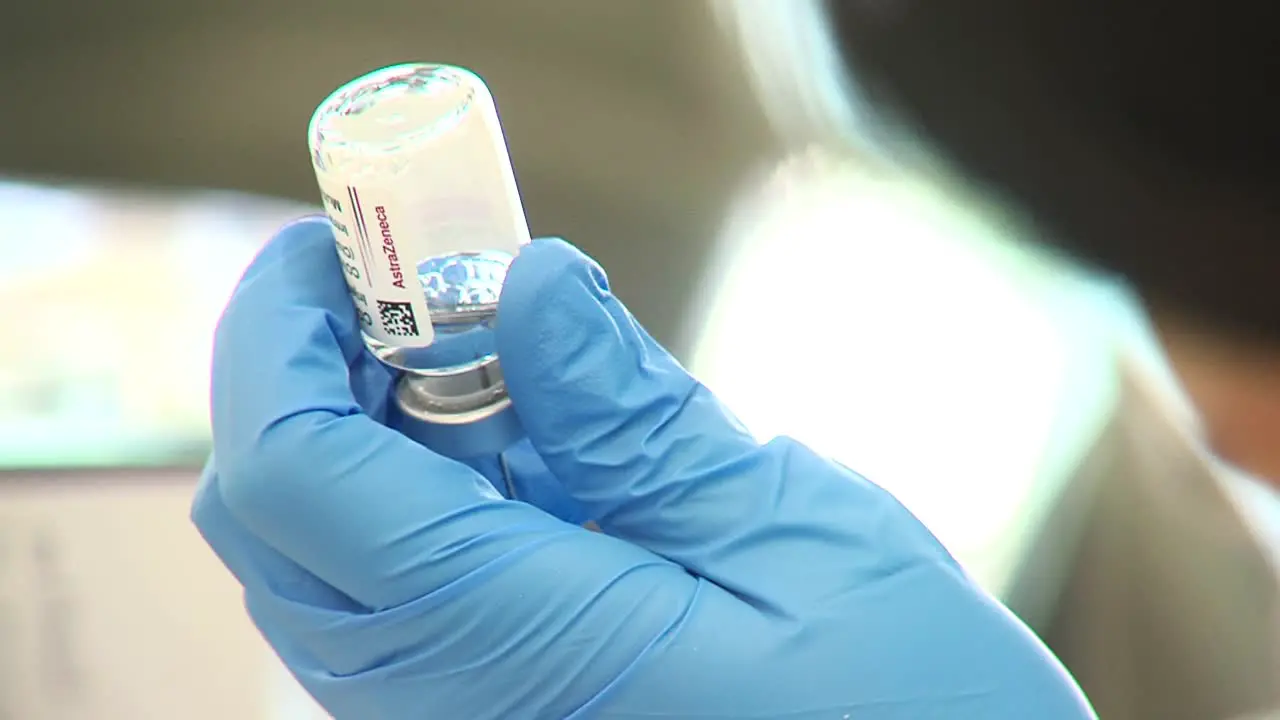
(690, 154, 1115, 592)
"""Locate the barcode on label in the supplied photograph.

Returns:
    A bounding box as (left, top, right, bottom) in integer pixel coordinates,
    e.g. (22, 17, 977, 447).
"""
(377, 300, 420, 337)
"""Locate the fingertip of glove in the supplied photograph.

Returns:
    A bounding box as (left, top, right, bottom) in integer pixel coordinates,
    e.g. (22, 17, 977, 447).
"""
(265, 213, 335, 254)
(498, 237, 611, 333)
(231, 214, 336, 294)
(496, 237, 623, 393)
(279, 212, 333, 233)
(513, 237, 609, 288)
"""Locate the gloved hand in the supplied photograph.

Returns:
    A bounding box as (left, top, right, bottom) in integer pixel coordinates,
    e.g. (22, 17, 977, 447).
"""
(192, 217, 1094, 720)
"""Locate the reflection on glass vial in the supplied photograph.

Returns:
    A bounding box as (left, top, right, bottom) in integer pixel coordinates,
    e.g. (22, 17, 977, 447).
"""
(419, 250, 511, 325)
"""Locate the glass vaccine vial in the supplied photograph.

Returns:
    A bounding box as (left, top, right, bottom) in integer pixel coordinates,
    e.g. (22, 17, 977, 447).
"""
(307, 63, 530, 459)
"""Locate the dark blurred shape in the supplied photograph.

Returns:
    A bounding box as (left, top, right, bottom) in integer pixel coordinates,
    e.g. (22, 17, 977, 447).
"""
(0, 0, 777, 356)
(825, 0, 1279, 346)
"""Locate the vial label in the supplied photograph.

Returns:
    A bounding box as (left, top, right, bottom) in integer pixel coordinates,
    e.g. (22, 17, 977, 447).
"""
(314, 176, 435, 347)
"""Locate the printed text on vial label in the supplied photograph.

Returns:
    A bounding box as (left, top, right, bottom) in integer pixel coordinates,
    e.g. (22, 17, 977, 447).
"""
(321, 189, 375, 331)
(316, 181, 433, 345)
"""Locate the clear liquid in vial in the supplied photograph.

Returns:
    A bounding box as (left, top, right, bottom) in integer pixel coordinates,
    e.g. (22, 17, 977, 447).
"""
(364, 250, 512, 375)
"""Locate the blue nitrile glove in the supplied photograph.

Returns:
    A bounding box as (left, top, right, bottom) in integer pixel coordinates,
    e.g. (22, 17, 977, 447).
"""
(191, 216, 1095, 720)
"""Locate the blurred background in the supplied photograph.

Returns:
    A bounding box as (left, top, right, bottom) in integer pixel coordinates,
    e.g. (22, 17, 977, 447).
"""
(0, 1, 1256, 718)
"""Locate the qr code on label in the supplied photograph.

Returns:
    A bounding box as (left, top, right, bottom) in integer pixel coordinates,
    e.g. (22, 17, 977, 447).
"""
(377, 300, 420, 337)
